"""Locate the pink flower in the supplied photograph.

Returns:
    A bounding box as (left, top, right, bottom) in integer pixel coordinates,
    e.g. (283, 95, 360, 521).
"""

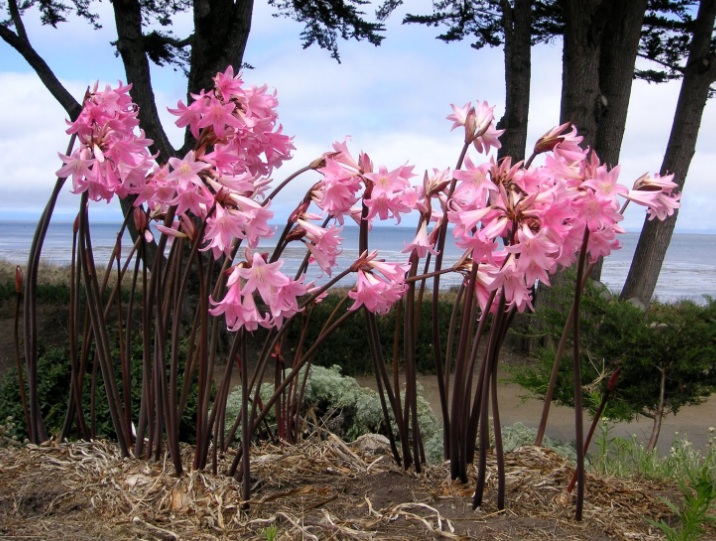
(167, 96, 204, 139)
(505, 224, 559, 287)
(331, 138, 361, 169)
(213, 65, 245, 102)
(297, 219, 343, 276)
(534, 122, 586, 163)
(211, 250, 306, 331)
(230, 194, 274, 247)
(315, 158, 363, 220)
(348, 270, 406, 315)
(238, 251, 289, 299)
(267, 277, 308, 327)
(626, 173, 681, 220)
(365, 257, 411, 283)
(58, 81, 154, 202)
(582, 163, 627, 206)
(447, 101, 504, 153)
(202, 204, 246, 257)
(166, 151, 211, 187)
(452, 157, 496, 206)
(209, 271, 268, 332)
(196, 95, 245, 139)
(402, 222, 439, 259)
(56, 149, 93, 188)
(169, 178, 213, 218)
(487, 257, 534, 312)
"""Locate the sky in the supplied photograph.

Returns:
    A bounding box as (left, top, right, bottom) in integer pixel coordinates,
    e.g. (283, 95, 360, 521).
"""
(1, 1, 714, 233)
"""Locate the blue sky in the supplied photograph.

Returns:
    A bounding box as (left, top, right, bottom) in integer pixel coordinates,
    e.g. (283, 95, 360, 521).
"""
(1, 1, 714, 232)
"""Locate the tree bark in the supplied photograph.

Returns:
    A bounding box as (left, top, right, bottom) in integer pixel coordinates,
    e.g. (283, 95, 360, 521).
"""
(620, 0, 716, 308)
(559, 0, 604, 147)
(560, 0, 647, 163)
(496, 0, 532, 163)
(183, 0, 254, 152)
(592, 0, 647, 168)
(112, 0, 176, 159)
(559, 0, 647, 280)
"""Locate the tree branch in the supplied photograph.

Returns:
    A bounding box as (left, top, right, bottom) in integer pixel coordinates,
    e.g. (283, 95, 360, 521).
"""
(0, 16, 82, 120)
(637, 51, 686, 75)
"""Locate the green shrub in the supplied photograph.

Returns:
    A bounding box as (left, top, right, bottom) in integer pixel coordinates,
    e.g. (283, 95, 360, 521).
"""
(511, 279, 716, 424)
(0, 336, 206, 443)
(223, 364, 444, 462)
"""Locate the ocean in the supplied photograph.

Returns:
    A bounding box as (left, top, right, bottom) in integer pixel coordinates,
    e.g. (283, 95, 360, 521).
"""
(1, 221, 714, 305)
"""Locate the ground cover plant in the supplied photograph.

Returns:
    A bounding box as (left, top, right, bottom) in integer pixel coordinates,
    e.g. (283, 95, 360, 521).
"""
(12, 67, 683, 523)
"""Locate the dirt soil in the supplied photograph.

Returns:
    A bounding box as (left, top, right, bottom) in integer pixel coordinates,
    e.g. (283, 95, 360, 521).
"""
(0, 435, 693, 541)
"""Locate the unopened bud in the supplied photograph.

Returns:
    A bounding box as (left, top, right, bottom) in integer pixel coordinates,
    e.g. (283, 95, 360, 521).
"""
(133, 207, 148, 232)
(15, 266, 23, 295)
(534, 122, 571, 155)
(607, 367, 621, 392)
(309, 156, 326, 170)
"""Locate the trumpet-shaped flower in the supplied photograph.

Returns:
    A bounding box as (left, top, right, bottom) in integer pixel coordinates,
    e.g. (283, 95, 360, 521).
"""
(402, 221, 439, 259)
(348, 270, 406, 315)
(626, 173, 681, 220)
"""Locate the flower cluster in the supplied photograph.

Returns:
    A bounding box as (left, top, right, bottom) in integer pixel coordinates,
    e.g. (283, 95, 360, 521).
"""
(445, 116, 681, 313)
(209, 250, 307, 331)
(58, 67, 681, 331)
(57, 82, 154, 202)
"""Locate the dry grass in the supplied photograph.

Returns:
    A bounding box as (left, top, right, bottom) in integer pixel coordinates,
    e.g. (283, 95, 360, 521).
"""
(0, 433, 689, 541)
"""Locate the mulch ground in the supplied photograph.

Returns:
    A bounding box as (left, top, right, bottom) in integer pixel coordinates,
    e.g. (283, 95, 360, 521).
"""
(0, 433, 693, 541)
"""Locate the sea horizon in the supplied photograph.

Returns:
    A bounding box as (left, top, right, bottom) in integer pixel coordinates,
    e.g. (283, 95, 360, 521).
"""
(1, 220, 714, 305)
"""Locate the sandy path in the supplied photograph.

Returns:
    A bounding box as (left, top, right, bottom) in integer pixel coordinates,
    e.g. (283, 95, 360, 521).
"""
(355, 373, 716, 456)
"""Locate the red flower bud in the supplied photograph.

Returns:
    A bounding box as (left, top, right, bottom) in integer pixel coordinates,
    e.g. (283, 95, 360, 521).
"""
(15, 266, 23, 295)
(607, 367, 621, 392)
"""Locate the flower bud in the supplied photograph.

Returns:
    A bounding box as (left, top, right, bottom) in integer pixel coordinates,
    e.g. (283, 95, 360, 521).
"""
(607, 367, 621, 392)
(309, 156, 326, 170)
(133, 207, 148, 232)
(15, 266, 23, 295)
(534, 122, 571, 155)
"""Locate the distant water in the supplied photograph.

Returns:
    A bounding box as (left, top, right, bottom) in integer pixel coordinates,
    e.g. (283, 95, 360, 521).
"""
(1, 221, 714, 305)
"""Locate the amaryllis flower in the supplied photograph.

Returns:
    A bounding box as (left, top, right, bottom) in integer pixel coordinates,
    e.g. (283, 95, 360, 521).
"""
(166, 151, 211, 187)
(213, 65, 245, 102)
(57, 81, 154, 202)
(314, 158, 363, 220)
(447, 101, 505, 154)
(202, 204, 246, 257)
(533, 122, 586, 163)
(626, 173, 681, 220)
(210, 250, 306, 331)
(402, 222, 439, 259)
(196, 96, 245, 139)
(486, 257, 534, 312)
(297, 219, 343, 276)
(348, 269, 407, 315)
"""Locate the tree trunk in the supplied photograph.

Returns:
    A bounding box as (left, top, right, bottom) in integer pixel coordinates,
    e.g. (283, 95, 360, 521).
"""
(592, 0, 647, 168)
(112, 0, 176, 159)
(559, 0, 604, 147)
(183, 0, 254, 153)
(497, 0, 532, 163)
(620, 0, 716, 308)
(560, 0, 646, 280)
